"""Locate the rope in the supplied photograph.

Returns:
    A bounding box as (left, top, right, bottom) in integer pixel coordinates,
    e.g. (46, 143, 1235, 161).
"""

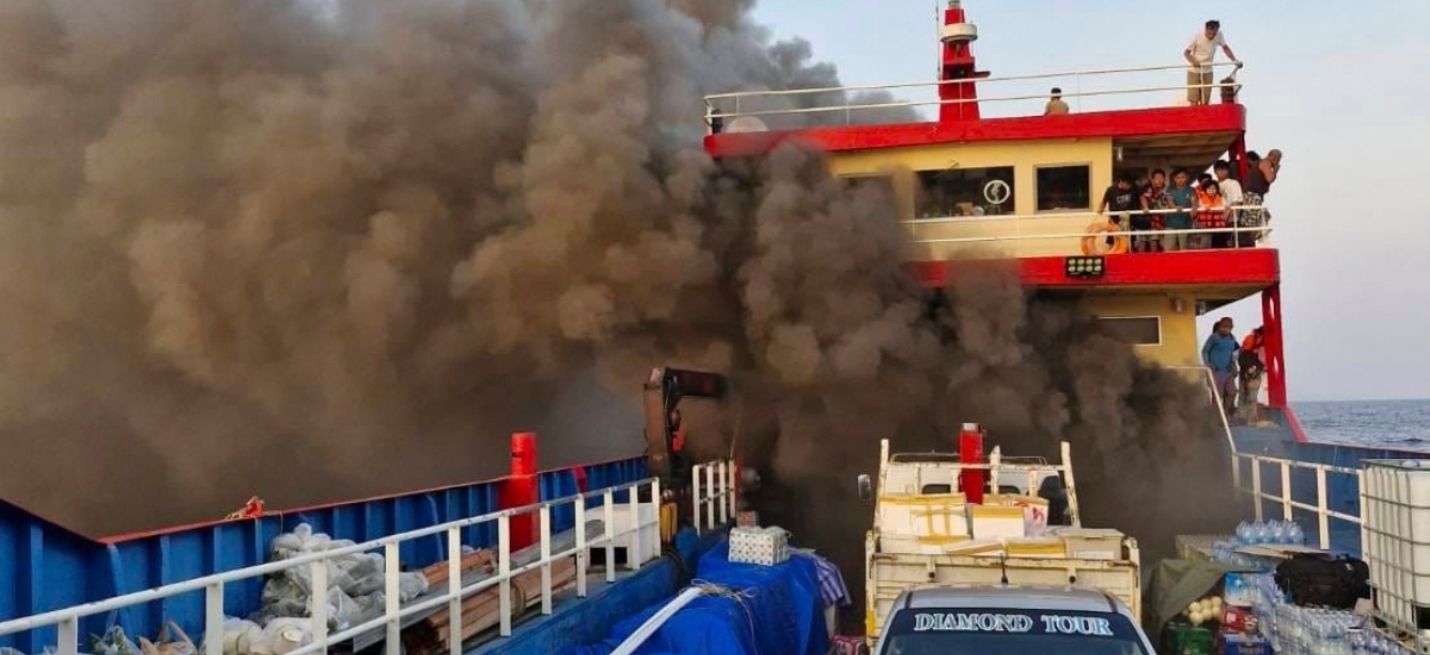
(688, 581, 761, 655)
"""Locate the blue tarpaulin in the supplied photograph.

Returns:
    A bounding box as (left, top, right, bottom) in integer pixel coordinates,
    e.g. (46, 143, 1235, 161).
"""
(566, 541, 829, 655)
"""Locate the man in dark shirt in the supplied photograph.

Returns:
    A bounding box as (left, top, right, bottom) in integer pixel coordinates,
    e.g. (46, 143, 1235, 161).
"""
(1098, 174, 1139, 242)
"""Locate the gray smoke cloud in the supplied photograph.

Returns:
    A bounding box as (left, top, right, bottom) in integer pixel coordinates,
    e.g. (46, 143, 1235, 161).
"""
(0, 0, 1233, 613)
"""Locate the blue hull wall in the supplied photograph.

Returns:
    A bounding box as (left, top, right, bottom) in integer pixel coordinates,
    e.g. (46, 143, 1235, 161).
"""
(0, 458, 647, 653)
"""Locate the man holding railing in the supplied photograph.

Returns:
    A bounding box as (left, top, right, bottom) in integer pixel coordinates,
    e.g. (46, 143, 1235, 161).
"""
(1185, 20, 1239, 106)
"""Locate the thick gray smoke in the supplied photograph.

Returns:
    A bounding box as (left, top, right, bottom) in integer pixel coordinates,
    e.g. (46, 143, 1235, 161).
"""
(0, 0, 1233, 609)
(0, 0, 922, 535)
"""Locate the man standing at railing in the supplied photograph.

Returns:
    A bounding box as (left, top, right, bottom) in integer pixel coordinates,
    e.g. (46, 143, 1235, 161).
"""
(1203, 317, 1241, 419)
(1099, 173, 1138, 236)
(1185, 20, 1239, 106)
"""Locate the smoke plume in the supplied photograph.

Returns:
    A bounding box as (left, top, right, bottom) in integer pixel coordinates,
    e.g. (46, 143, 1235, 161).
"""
(0, 0, 1234, 611)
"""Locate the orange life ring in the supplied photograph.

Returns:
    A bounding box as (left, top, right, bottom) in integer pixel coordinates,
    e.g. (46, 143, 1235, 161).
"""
(1081, 220, 1130, 255)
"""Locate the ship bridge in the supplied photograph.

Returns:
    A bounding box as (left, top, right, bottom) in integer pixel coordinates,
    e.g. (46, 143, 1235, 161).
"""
(701, 1, 1290, 412)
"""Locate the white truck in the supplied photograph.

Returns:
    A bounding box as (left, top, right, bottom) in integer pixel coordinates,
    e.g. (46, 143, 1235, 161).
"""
(859, 429, 1142, 643)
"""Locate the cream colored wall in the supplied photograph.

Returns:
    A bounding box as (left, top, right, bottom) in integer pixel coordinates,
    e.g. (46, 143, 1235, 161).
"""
(829, 138, 1114, 260)
(1077, 293, 1202, 367)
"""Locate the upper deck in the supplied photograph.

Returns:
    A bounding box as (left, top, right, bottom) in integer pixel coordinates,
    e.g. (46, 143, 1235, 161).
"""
(701, 2, 1275, 295)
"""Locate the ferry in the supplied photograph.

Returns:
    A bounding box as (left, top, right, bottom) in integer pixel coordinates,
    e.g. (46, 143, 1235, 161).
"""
(2, 3, 1427, 655)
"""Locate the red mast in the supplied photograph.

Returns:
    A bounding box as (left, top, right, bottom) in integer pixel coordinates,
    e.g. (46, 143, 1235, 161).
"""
(939, 0, 988, 123)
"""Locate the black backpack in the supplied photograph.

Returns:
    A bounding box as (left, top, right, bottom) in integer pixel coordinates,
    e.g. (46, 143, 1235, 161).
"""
(1273, 553, 1369, 609)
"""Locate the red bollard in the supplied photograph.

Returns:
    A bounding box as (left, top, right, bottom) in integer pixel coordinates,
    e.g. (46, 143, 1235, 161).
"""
(499, 432, 539, 549)
(959, 423, 986, 504)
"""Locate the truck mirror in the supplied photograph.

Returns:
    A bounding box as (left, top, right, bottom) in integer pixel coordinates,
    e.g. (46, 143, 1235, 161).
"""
(857, 474, 873, 501)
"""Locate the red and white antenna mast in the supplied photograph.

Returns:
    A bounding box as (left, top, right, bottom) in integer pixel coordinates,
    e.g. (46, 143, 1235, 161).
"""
(938, 0, 988, 123)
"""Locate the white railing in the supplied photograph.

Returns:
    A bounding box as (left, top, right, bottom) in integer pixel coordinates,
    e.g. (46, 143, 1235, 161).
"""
(1234, 453, 1364, 552)
(0, 478, 662, 655)
(705, 61, 1243, 127)
(691, 460, 736, 533)
(905, 206, 1272, 250)
(1175, 365, 1364, 553)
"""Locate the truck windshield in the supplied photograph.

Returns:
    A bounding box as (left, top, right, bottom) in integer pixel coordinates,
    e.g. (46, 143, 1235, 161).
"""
(879, 608, 1148, 655)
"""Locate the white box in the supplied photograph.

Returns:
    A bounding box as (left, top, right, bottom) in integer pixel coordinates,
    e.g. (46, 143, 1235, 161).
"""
(729, 526, 789, 566)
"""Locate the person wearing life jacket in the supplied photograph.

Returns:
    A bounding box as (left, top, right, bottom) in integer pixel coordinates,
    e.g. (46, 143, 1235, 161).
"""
(1195, 179, 1228, 249)
(1238, 328, 1267, 425)
(1202, 317, 1240, 418)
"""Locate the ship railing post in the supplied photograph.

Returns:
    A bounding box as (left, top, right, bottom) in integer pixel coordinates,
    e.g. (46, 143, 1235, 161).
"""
(1316, 466, 1331, 550)
(692, 465, 703, 534)
(1252, 458, 1264, 522)
(539, 504, 552, 615)
(652, 478, 662, 541)
(205, 582, 224, 655)
(603, 489, 616, 583)
(704, 464, 716, 530)
(57, 617, 78, 655)
(717, 461, 729, 525)
(1357, 469, 1368, 558)
(575, 497, 588, 598)
(384, 541, 400, 655)
(446, 526, 463, 655)
(1232, 453, 1242, 495)
(310, 559, 329, 655)
(1280, 461, 1293, 521)
(628, 482, 642, 570)
(727, 462, 737, 521)
(498, 513, 512, 637)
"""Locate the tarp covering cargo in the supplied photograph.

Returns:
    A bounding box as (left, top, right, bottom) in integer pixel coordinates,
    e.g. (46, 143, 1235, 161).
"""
(567, 541, 829, 655)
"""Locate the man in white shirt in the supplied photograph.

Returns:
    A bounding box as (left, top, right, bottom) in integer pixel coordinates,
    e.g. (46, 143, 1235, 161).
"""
(1213, 160, 1243, 205)
(1185, 20, 1239, 106)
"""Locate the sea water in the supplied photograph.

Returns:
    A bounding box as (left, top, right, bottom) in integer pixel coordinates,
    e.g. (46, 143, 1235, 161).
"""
(1293, 399, 1430, 452)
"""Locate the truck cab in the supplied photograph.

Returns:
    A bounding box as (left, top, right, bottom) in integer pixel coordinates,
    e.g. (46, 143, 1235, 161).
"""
(873, 586, 1154, 655)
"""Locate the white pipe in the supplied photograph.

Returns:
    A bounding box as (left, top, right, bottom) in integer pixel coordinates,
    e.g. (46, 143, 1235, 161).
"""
(610, 587, 709, 655)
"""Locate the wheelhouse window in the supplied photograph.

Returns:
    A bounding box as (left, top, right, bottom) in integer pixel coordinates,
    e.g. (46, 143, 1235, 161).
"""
(915, 166, 1015, 218)
(1096, 316, 1162, 346)
(841, 174, 896, 203)
(1037, 165, 1092, 212)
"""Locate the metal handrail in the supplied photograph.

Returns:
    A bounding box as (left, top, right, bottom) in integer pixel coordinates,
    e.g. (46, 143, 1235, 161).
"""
(691, 460, 737, 533)
(910, 224, 1271, 247)
(0, 477, 663, 655)
(704, 61, 1242, 100)
(1172, 365, 1363, 552)
(904, 205, 1264, 226)
(705, 61, 1243, 124)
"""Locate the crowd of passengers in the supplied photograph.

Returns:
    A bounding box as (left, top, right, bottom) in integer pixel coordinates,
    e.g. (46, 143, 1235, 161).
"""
(1096, 150, 1282, 251)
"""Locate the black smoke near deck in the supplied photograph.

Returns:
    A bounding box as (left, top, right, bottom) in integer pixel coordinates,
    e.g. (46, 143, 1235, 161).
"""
(0, 0, 1235, 598)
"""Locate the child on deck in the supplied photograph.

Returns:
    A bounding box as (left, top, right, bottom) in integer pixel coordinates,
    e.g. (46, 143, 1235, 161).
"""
(1195, 180, 1228, 249)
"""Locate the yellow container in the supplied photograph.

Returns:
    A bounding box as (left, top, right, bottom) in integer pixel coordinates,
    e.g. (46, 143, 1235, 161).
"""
(1006, 537, 1067, 558)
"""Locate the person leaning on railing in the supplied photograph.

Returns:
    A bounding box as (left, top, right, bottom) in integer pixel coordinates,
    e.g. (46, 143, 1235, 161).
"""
(1185, 20, 1240, 106)
(1239, 149, 1282, 247)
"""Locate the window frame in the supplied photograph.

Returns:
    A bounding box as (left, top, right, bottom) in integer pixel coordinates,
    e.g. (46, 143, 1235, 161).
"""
(1034, 162, 1095, 214)
(1095, 315, 1163, 347)
(913, 165, 1018, 219)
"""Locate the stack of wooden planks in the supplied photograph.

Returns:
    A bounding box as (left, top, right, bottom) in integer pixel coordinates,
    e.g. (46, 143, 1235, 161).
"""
(401, 520, 602, 655)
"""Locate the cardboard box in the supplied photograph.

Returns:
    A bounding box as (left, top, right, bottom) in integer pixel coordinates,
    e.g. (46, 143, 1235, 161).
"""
(1221, 606, 1258, 633)
(983, 494, 1050, 536)
(1218, 631, 1270, 655)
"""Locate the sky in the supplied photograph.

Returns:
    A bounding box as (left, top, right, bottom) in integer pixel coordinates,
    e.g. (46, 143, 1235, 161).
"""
(751, 1, 1430, 402)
